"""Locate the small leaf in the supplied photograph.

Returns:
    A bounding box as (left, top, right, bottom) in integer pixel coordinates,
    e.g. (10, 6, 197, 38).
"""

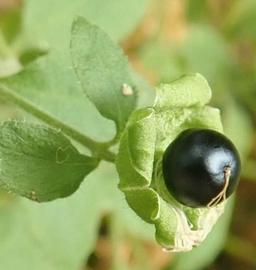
(154, 73, 212, 109)
(71, 16, 137, 131)
(0, 121, 98, 202)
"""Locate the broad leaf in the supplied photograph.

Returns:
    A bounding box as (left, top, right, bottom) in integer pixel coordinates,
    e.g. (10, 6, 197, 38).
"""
(71, 17, 137, 131)
(0, 120, 98, 201)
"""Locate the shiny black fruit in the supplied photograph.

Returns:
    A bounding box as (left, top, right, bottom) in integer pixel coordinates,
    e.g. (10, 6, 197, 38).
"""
(162, 128, 241, 208)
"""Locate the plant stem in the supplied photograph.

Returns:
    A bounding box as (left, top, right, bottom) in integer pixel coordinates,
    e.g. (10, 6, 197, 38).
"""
(0, 84, 116, 163)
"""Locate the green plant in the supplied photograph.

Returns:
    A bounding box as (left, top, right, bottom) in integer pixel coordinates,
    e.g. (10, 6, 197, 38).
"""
(0, 15, 232, 247)
(0, 1, 252, 269)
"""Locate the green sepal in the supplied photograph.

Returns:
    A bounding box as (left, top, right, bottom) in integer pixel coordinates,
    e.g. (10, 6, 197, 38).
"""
(116, 74, 225, 251)
(154, 73, 212, 109)
(116, 108, 156, 189)
(124, 187, 178, 248)
(124, 188, 159, 223)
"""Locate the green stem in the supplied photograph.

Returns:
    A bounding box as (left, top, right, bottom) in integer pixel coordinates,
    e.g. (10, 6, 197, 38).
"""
(0, 84, 116, 163)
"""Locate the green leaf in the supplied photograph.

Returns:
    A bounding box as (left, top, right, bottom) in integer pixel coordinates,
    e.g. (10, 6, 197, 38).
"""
(71, 17, 137, 131)
(1, 0, 151, 140)
(0, 51, 116, 142)
(0, 120, 98, 202)
(154, 73, 211, 109)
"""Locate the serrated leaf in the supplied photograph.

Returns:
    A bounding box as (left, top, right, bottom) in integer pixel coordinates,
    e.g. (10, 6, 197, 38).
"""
(71, 17, 137, 131)
(0, 121, 98, 202)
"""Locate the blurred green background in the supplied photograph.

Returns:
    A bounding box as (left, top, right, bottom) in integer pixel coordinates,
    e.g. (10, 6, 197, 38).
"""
(0, 0, 256, 269)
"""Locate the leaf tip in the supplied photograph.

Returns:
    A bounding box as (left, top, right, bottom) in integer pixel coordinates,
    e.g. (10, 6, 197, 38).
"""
(71, 15, 90, 34)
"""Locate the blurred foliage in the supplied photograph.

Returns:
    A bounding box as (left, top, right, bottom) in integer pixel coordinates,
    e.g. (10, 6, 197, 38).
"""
(0, 0, 256, 269)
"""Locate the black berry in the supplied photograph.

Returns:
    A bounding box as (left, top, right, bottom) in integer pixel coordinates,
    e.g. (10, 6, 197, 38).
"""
(162, 128, 241, 208)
